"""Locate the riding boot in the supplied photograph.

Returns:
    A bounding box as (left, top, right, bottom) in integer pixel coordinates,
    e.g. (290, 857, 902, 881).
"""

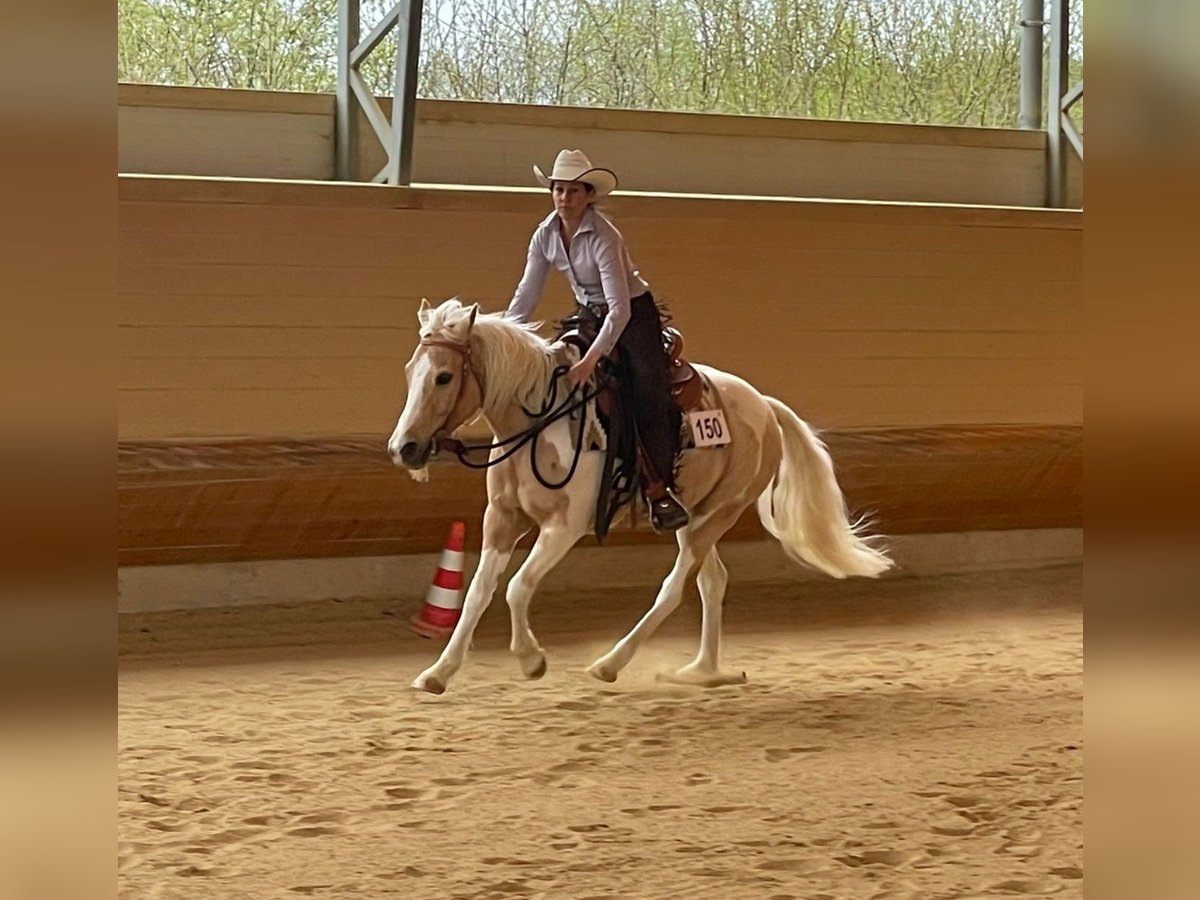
(637, 443, 690, 532)
(648, 488, 690, 533)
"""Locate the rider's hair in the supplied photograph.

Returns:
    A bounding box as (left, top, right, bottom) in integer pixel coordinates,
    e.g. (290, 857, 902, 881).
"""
(549, 180, 597, 201)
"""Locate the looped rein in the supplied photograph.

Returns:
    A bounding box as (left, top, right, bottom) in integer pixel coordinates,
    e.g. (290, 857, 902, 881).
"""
(421, 330, 610, 489)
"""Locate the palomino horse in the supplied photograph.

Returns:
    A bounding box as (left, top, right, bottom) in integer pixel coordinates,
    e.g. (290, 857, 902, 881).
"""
(388, 298, 892, 694)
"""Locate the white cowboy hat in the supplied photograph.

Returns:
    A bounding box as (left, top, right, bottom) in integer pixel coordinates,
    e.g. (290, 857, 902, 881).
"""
(533, 149, 618, 198)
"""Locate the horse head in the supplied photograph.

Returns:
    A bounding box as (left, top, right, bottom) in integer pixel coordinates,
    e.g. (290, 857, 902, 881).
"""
(387, 298, 484, 469)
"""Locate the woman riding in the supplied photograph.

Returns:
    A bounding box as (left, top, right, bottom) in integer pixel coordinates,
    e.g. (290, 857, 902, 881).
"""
(504, 149, 690, 532)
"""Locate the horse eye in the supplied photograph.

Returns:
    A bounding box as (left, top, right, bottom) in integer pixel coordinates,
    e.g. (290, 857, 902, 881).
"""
(435, 372, 454, 386)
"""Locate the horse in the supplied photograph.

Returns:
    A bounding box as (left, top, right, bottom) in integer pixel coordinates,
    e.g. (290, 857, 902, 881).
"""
(388, 298, 892, 694)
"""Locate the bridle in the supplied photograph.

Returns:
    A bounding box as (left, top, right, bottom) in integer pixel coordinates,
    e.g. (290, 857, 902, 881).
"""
(414, 333, 610, 489)
(419, 336, 482, 410)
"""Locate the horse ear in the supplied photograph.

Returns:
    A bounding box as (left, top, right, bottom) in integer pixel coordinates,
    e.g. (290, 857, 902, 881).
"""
(417, 298, 432, 327)
(467, 304, 479, 328)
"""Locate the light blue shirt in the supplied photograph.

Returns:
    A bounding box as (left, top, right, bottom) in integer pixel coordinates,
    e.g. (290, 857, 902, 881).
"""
(505, 206, 650, 355)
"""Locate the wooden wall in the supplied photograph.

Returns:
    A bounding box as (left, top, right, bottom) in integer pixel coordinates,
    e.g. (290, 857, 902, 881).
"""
(118, 176, 1082, 564)
(118, 84, 1084, 208)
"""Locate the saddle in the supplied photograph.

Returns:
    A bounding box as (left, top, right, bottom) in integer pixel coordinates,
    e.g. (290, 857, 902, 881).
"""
(560, 319, 704, 416)
(557, 306, 704, 542)
(663, 327, 704, 413)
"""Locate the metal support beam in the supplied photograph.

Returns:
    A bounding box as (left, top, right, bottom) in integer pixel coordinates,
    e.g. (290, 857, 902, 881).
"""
(1047, 0, 1069, 207)
(336, 0, 360, 181)
(1018, 0, 1044, 130)
(1046, 0, 1083, 207)
(385, 0, 423, 185)
(335, 0, 424, 185)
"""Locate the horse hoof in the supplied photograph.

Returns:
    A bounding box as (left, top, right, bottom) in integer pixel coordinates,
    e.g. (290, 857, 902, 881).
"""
(585, 662, 618, 684)
(412, 674, 446, 695)
(656, 667, 748, 688)
(523, 654, 547, 680)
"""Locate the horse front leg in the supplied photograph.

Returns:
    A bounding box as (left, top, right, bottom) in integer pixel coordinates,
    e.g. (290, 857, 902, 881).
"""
(506, 525, 582, 679)
(412, 505, 528, 695)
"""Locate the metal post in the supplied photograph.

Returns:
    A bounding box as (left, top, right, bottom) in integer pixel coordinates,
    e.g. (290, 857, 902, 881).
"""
(1018, 0, 1044, 130)
(1047, 0, 1069, 206)
(336, 0, 360, 181)
(336, 0, 424, 185)
(386, 0, 423, 185)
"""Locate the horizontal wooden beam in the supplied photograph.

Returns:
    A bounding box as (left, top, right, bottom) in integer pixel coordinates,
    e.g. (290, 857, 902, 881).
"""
(117, 174, 1083, 230)
(118, 425, 1082, 567)
(118, 83, 1045, 150)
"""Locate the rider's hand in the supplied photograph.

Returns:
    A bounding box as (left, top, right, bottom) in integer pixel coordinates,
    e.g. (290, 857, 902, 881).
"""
(567, 353, 599, 388)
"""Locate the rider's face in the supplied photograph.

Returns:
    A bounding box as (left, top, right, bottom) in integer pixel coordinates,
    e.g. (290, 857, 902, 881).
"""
(552, 181, 591, 219)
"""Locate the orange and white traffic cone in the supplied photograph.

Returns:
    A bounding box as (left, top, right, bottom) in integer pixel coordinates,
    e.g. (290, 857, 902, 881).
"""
(409, 521, 466, 640)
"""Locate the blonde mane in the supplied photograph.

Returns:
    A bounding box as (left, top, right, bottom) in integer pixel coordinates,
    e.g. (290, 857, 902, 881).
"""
(424, 301, 558, 415)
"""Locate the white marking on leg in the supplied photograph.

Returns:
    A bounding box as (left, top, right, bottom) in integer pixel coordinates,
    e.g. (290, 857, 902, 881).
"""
(506, 527, 577, 677)
(655, 541, 748, 687)
(587, 548, 699, 680)
(692, 546, 729, 672)
(413, 547, 511, 692)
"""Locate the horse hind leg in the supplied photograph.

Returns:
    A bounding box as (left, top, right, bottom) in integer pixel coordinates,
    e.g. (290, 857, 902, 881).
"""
(585, 546, 699, 684)
(586, 507, 743, 683)
(505, 526, 578, 679)
(657, 546, 747, 687)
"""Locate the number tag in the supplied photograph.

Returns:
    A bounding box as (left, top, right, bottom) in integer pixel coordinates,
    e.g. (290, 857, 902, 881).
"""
(688, 409, 731, 448)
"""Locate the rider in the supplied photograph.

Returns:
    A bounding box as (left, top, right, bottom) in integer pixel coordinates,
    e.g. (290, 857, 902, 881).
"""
(504, 149, 690, 532)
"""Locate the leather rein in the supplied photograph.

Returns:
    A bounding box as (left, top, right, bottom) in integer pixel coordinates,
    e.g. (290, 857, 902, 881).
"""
(418, 335, 610, 488)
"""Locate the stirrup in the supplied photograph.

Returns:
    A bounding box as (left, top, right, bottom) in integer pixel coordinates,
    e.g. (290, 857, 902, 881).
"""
(649, 492, 690, 533)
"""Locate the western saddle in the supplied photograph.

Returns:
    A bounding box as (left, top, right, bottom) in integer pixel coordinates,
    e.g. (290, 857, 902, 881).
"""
(557, 309, 704, 539)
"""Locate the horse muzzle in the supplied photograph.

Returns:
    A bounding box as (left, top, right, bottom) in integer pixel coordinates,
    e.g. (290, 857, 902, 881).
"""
(388, 437, 434, 469)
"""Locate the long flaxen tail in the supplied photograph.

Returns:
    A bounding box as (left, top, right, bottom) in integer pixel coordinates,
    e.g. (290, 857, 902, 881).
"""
(755, 396, 893, 579)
